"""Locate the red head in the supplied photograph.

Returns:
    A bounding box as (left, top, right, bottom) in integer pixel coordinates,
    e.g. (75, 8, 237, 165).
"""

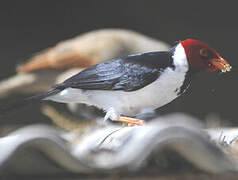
(181, 39, 232, 72)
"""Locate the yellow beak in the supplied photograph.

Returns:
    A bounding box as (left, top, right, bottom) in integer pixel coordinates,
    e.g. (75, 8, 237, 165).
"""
(210, 58, 232, 72)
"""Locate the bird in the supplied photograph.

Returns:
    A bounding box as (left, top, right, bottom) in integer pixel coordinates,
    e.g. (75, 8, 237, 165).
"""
(0, 29, 169, 97)
(0, 39, 232, 125)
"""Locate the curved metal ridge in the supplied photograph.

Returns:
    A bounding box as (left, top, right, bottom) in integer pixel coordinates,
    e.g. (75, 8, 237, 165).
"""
(0, 114, 237, 174)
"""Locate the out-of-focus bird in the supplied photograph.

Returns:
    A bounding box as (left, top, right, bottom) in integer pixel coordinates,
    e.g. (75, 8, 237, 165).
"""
(1, 39, 232, 125)
(0, 29, 170, 97)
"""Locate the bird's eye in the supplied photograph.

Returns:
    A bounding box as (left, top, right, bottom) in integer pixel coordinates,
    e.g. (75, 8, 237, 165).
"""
(200, 48, 209, 58)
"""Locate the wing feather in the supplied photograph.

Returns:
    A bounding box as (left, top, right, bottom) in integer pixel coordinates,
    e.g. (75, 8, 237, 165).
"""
(54, 51, 173, 91)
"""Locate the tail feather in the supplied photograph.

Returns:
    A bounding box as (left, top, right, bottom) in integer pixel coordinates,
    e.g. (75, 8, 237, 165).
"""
(0, 88, 62, 116)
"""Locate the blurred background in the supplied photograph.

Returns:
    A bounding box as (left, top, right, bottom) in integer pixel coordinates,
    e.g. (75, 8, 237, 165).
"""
(0, 1, 237, 126)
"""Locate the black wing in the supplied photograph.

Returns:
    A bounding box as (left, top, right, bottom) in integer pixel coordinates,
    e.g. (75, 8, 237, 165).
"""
(54, 51, 175, 92)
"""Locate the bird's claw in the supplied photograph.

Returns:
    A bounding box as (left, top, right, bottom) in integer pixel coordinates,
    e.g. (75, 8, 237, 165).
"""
(104, 107, 119, 122)
(118, 116, 145, 126)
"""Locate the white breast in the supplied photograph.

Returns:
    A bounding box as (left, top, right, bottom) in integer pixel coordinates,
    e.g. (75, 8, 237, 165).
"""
(47, 44, 189, 116)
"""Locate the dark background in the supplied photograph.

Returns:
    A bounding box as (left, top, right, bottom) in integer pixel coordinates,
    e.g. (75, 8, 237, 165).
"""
(0, 1, 237, 126)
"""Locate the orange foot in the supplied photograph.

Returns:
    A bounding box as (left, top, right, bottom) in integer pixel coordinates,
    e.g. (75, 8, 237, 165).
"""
(117, 116, 145, 126)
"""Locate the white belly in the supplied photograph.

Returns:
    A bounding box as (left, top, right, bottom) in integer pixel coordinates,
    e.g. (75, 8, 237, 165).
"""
(47, 67, 187, 116)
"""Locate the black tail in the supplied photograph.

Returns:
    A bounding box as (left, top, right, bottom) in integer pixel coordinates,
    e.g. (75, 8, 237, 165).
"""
(0, 88, 62, 116)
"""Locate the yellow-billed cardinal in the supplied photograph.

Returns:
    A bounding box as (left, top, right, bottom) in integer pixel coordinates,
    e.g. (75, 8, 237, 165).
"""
(1, 39, 232, 125)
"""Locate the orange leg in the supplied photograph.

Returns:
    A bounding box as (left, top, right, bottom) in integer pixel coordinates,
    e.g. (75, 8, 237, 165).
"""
(117, 116, 145, 126)
(104, 108, 145, 126)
